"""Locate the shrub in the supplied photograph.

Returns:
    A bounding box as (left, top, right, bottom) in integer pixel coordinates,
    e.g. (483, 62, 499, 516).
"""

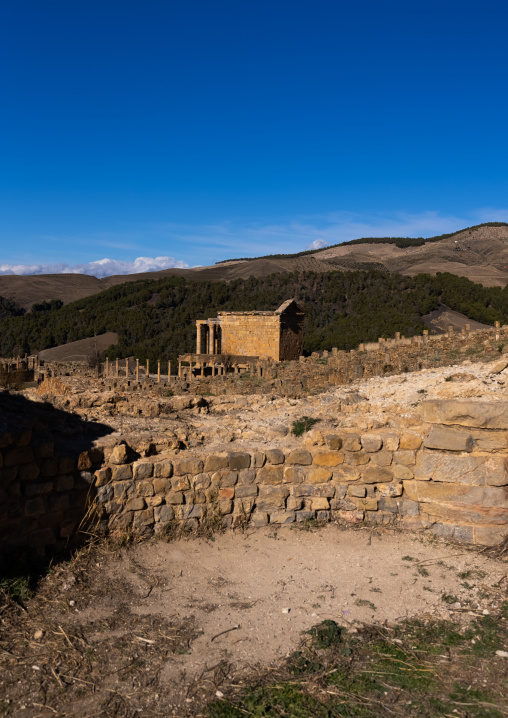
(291, 416, 317, 436)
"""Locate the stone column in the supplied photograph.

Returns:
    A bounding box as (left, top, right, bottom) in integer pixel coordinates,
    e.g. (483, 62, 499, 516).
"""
(157, 360, 161, 383)
(178, 361, 182, 378)
(136, 359, 139, 382)
(116, 358, 119, 377)
(146, 359, 149, 380)
(168, 360, 171, 380)
(105, 357, 109, 377)
(196, 322, 203, 354)
(208, 323, 215, 354)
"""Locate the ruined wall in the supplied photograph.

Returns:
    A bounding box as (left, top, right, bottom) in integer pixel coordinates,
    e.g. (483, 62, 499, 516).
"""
(92, 399, 508, 547)
(279, 311, 304, 360)
(220, 313, 281, 360)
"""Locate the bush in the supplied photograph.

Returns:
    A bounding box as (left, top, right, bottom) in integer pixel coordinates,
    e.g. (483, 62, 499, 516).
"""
(291, 416, 317, 436)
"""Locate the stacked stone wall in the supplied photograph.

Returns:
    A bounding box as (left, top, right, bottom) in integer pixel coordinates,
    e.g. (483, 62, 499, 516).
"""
(220, 314, 281, 360)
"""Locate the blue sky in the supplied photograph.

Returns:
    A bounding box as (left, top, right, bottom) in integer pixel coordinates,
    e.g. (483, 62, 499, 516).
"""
(1, 0, 508, 276)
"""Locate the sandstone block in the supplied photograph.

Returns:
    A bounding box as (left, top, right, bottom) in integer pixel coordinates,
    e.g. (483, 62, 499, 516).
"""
(355, 497, 378, 511)
(375, 482, 403, 497)
(332, 466, 360, 482)
(266, 449, 285, 465)
(112, 464, 133, 481)
(172, 457, 204, 475)
(211, 470, 238, 487)
(370, 451, 393, 466)
(420, 399, 508, 429)
(133, 462, 153, 480)
(474, 524, 508, 546)
(393, 450, 416, 466)
(153, 477, 171, 493)
(132, 508, 155, 529)
(382, 433, 400, 451)
(250, 512, 269, 525)
(330, 497, 356, 511)
(403, 480, 508, 509)
(227, 452, 251, 470)
(256, 485, 289, 511)
(377, 496, 397, 513)
(103, 499, 122, 514)
(429, 522, 474, 543)
(348, 485, 366, 498)
(313, 451, 344, 467)
(287, 496, 304, 510)
(251, 451, 266, 468)
(165, 491, 185, 505)
(218, 499, 233, 514)
(361, 466, 394, 484)
(110, 444, 129, 465)
(415, 451, 507, 486)
(5, 446, 33, 467)
(110, 511, 133, 530)
(489, 358, 508, 375)
(18, 463, 40, 482)
(126, 497, 146, 511)
(286, 449, 313, 465)
(153, 459, 173, 478)
(192, 472, 211, 490)
(308, 466, 332, 483)
(283, 465, 306, 484)
(172, 477, 190, 491)
(336, 509, 364, 523)
(204, 453, 229, 472)
(257, 465, 284, 485)
(137, 481, 155, 497)
(361, 435, 383, 453)
(77, 451, 93, 470)
(399, 433, 422, 450)
(324, 434, 343, 451)
(154, 504, 174, 523)
(311, 497, 329, 510)
(147, 495, 163, 507)
(342, 434, 361, 451)
(392, 464, 414, 480)
(471, 430, 508, 452)
(219, 487, 235, 499)
(423, 426, 474, 452)
(397, 499, 419, 517)
(237, 469, 257, 485)
(235, 484, 258, 498)
(344, 451, 370, 466)
(234, 497, 255, 514)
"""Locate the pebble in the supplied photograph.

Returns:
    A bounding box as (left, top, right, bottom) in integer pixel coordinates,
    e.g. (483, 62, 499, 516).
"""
(281, 608, 290, 614)
(215, 690, 224, 698)
(495, 650, 508, 658)
(33, 630, 44, 640)
(69, 600, 76, 607)
(482, 609, 490, 615)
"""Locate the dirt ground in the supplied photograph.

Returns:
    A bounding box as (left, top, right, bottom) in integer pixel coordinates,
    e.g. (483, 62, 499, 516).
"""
(1, 523, 506, 717)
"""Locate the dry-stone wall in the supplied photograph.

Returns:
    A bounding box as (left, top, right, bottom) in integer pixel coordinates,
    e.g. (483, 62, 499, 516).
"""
(93, 399, 508, 546)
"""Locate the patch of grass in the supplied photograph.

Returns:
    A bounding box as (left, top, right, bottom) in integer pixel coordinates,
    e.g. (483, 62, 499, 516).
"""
(441, 592, 459, 604)
(402, 555, 415, 561)
(354, 599, 376, 611)
(0, 575, 33, 602)
(417, 566, 430, 577)
(307, 620, 344, 649)
(291, 416, 318, 437)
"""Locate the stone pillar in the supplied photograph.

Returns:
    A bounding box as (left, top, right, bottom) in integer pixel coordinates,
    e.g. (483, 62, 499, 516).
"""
(209, 323, 215, 355)
(465, 323, 471, 335)
(146, 359, 149, 380)
(423, 330, 429, 342)
(168, 360, 171, 380)
(495, 320, 501, 329)
(178, 361, 182, 378)
(196, 322, 203, 354)
(448, 325, 454, 337)
(395, 332, 400, 341)
(157, 360, 161, 383)
(116, 358, 119, 377)
(136, 359, 139, 382)
(359, 343, 365, 352)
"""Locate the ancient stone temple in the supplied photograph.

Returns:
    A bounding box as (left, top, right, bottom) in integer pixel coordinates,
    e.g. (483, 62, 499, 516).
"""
(178, 299, 304, 378)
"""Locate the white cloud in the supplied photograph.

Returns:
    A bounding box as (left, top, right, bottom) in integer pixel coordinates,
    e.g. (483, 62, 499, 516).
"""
(0, 256, 188, 278)
(306, 238, 329, 250)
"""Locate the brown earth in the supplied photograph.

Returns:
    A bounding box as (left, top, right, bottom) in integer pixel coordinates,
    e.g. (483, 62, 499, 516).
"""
(3, 224, 508, 310)
(1, 524, 506, 717)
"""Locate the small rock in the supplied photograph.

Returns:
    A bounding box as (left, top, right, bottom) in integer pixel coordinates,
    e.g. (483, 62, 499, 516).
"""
(215, 691, 224, 698)
(451, 602, 462, 609)
(69, 600, 76, 607)
(482, 609, 490, 615)
(33, 630, 44, 640)
(495, 650, 508, 658)
(281, 608, 290, 614)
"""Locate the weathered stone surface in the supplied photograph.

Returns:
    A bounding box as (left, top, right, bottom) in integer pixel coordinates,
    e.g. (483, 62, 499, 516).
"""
(369, 451, 392, 467)
(153, 477, 171, 493)
(471, 430, 508, 452)
(397, 499, 419, 516)
(348, 485, 366, 498)
(287, 495, 304, 510)
(420, 399, 508, 429)
(112, 464, 133, 481)
(355, 497, 378, 511)
(227, 452, 251, 470)
(211, 470, 238, 487)
(393, 450, 416, 466)
(154, 504, 174, 523)
(403, 480, 508, 510)
(251, 451, 266, 468)
(165, 491, 184, 505)
(257, 465, 284, 485)
(137, 481, 154, 497)
(375, 482, 403, 497)
(399, 432, 422, 450)
(286, 449, 313, 465)
(250, 511, 269, 525)
(110, 444, 129, 465)
(266, 449, 285, 465)
(489, 358, 508, 375)
(153, 459, 173, 478)
(172, 457, 204, 475)
(382, 433, 400, 451)
(361, 466, 394, 484)
(132, 508, 154, 529)
(192, 472, 211, 490)
(324, 434, 343, 451)
(392, 464, 414, 480)
(256, 485, 289, 511)
(311, 497, 329, 510)
(235, 484, 258, 498)
(344, 451, 370, 466)
(283, 465, 306, 484)
(18, 463, 40, 481)
(342, 434, 361, 451)
(424, 426, 474, 452)
(172, 476, 190, 491)
(269, 511, 295, 524)
(308, 466, 332, 483)
(313, 451, 343, 467)
(361, 435, 383, 453)
(237, 469, 257, 485)
(296, 510, 316, 521)
(204, 453, 229, 472)
(414, 451, 508, 486)
(219, 487, 235, 499)
(133, 462, 153, 480)
(332, 466, 360, 482)
(126, 497, 146, 511)
(474, 524, 508, 546)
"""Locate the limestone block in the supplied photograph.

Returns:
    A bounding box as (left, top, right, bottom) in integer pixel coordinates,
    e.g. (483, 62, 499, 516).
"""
(204, 453, 229, 472)
(4, 446, 33, 467)
(219, 487, 235, 499)
(332, 466, 360, 482)
(342, 434, 361, 451)
(172, 457, 204, 476)
(251, 512, 269, 525)
(403, 480, 508, 509)
(133, 462, 153, 480)
(256, 485, 289, 511)
(296, 510, 316, 521)
(324, 434, 343, 451)
(414, 451, 507, 486)
(154, 504, 174, 523)
(393, 450, 416, 466)
(172, 476, 190, 491)
(313, 451, 344, 467)
(266, 449, 285, 465)
(392, 464, 414, 480)
(382, 433, 400, 451)
(269, 511, 295, 524)
(112, 464, 133, 481)
(251, 451, 266, 468)
(235, 484, 258, 498)
(361, 435, 383, 453)
(237, 469, 257, 485)
(153, 459, 173, 478)
(344, 452, 370, 466)
(165, 491, 185, 505)
(18, 463, 40, 482)
(227, 452, 251, 470)
(370, 451, 393, 466)
(152, 477, 171, 494)
(375, 482, 403, 497)
(286, 449, 313, 465)
(474, 525, 508, 546)
(423, 427, 474, 452)
(399, 433, 422, 450)
(308, 467, 332, 483)
(132, 508, 154, 529)
(137, 481, 154, 497)
(77, 451, 93, 470)
(211, 470, 238, 487)
(420, 399, 508, 429)
(110, 444, 129, 465)
(348, 485, 366, 498)
(257, 465, 284, 485)
(311, 497, 329, 510)
(361, 466, 394, 484)
(192, 472, 211, 490)
(283, 465, 306, 484)
(287, 496, 304, 510)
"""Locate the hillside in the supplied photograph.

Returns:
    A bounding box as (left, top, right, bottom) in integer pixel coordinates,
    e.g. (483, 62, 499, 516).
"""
(1, 223, 508, 311)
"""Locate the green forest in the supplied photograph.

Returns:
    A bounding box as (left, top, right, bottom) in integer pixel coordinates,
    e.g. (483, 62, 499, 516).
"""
(1, 269, 508, 364)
